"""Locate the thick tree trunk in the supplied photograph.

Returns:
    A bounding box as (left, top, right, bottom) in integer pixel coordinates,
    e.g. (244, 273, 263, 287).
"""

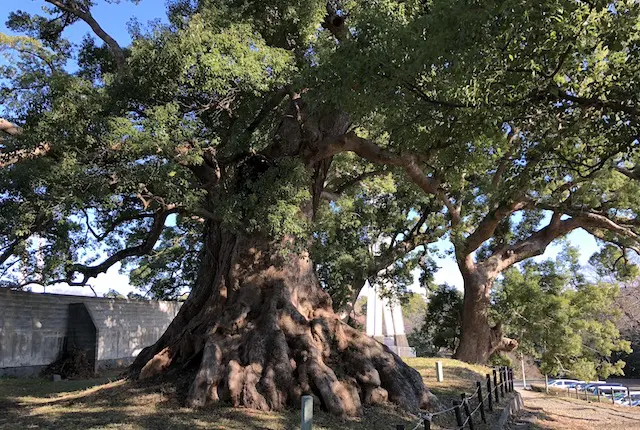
(129, 223, 434, 416)
(453, 273, 494, 363)
(453, 267, 517, 364)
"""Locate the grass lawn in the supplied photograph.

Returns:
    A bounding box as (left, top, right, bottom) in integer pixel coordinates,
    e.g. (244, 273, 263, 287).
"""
(0, 358, 505, 430)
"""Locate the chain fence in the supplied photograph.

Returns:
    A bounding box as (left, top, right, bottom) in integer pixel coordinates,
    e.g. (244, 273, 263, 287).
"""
(397, 366, 516, 430)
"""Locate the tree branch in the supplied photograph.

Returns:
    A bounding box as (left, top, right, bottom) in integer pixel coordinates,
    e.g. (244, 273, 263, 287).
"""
(556, 89, 639, 117)
(323, 169, 388, 199)
(82, 209, 158, 242)
(0, 118, 23, 137)
(65, 208, 177, 285)
(484, 212, 577, 274)
(461, 200, 529, 256)
(314, 131, 440, 194)
(45, 0, 125, 70)
(485, 208, 640, 276)
(0, 142, 51, 169)
(615, 165, 640, 181)
(0, 118, 52, 168)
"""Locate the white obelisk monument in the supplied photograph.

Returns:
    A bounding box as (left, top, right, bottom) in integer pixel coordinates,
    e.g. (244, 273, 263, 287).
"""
(364, 280, 414, 357)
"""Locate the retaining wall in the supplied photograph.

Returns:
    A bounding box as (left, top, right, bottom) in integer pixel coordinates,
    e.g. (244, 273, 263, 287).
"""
(0, 289, 181, 376)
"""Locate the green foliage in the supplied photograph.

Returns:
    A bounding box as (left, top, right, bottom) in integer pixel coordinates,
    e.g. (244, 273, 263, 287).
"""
(401, 292, 428, 334)
(488, 353, 513, 369)
(492, 253, 632, 381)
(312, 159, 443, 310)
(589, 245, 640, 282)
(218, 158, 311, 240)
(408, 284, 463, 356)
(2, 0, 640, 317)
(104, 289, 126, 299)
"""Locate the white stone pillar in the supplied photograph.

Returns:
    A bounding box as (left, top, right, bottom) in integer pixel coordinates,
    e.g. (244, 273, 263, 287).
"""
(373, 285, 383, 341)
(365, 281, 376, 337)
(390, 301, 409, 348)
(436, 361, 444, 382)
(381, 296, 395, 337)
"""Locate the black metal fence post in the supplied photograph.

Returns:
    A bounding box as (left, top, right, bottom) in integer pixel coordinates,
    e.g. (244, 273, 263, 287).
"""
(423, 414, 431, 430)
(493, 369, 500, 403)
(461, 394, 475, 430)
(454, 401, 464, 428)
(505, 368, 510, 393)
(597, 387, 601, 403)
(510, 368, 515, 392)
(499, 367, 505, 397)
(477, 381, 486, 423)
(486, 374, 493, 412)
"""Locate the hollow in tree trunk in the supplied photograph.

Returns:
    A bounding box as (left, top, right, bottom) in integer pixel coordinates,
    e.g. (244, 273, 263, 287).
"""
(129, 224, 434, 416)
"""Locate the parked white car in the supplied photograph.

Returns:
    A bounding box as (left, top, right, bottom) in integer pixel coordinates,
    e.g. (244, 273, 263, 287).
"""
(549, 379, 583, 388)
(548, 379, 584, 388)
(614, 391, 640, 405)
(592, 384, 626, 396)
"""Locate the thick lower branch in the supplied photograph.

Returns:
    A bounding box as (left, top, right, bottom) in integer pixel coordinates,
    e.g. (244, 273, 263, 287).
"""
(66, 208, 178, 284)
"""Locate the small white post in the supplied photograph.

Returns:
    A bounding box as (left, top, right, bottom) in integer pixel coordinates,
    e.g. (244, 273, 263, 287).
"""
(520, 353, 526, 389)
(544, 374, 549, 394)
(436, 361, 444, 382)
(301, 395, 313, 430)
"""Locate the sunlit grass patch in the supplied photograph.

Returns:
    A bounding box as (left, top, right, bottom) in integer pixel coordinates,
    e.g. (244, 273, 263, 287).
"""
(0, 357, 495, 430)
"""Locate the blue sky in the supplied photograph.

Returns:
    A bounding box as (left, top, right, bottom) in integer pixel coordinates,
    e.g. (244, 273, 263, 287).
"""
(1, 0, 167, 45)
(1, 1, 601, 296)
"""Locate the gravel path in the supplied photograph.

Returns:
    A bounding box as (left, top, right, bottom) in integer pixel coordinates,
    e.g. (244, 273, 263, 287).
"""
(508, 389, 640, 430)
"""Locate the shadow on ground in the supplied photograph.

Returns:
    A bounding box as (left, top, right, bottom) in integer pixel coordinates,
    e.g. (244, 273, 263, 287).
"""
(0, 377, 416, 430)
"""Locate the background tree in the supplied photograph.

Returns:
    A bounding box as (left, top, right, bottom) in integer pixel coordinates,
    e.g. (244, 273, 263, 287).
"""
(408, 284, 463, 357)
(401, 292, 428, 336)
(311, 164, 443, 320)
(613, 279, 640, 377)
(307, 0, 640, 363)
(491, 251, 631, 381)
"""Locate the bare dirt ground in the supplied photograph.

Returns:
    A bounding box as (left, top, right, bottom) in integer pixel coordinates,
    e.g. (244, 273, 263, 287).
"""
(509, 389, 640, 430)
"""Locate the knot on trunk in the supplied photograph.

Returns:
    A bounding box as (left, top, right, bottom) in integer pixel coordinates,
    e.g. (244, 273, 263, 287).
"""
(490, 323, 519, 353)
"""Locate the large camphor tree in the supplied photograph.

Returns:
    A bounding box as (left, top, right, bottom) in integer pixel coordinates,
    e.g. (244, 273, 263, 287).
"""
(2, 0, 640, 413)
(0, 0, 440, 415)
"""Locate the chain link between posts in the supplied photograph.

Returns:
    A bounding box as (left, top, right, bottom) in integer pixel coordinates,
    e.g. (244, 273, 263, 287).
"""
(404, 367, 513, 430)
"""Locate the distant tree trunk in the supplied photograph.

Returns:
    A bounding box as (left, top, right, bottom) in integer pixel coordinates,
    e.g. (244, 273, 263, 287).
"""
(453, 259, 517, 364)
(453, 272, 495, 363)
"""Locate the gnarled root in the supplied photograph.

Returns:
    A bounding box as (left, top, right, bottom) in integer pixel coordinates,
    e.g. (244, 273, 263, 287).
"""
(134, 284, 434, 417)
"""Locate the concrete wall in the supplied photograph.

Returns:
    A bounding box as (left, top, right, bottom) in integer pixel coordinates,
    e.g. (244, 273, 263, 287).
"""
(84, 298, 181, 369)
(0, 289, 182, 376)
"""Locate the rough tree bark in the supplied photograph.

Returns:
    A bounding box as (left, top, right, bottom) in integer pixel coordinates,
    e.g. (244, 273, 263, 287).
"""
(452, 265, 517, 363)
(127, 99, 435, 416)
(129, 226, 433, 415)
(452, 212, 595, 363)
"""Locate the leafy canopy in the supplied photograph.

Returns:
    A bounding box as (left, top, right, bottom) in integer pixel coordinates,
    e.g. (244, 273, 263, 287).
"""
(2, 0, 640, 310)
